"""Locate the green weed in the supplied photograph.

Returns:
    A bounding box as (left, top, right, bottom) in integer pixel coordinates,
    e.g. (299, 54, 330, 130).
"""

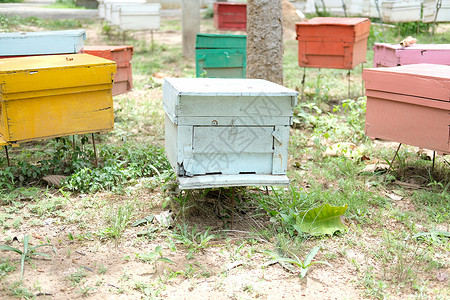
(135, 245, 175, 272)
(67, 267, 87, 285)
(263, 246, 331, 278)
(0, 258, 16, 279)
(171, 224, 216, 257)
(0, 235, 53, 279)
(6, 281, 34, 299)
(97, 202, 136, 241)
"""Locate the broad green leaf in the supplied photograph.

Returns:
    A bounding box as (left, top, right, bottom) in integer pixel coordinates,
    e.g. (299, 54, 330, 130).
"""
(296, 203, 349, 236)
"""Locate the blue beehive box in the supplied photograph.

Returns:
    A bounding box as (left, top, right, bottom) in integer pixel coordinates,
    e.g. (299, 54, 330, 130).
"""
(0, 30, 86, 57)
(163, 78, 298, 189)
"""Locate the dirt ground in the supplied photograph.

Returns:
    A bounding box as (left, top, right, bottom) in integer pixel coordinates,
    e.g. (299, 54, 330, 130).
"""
(0, 7, 449, 300)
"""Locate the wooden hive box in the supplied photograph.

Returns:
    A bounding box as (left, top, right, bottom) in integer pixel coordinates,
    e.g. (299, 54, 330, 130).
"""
(163, 78, 298, 189)
(213, 2, 247, 31)
(0, 30, 85, 58)
(83, 45, 133, 96)
(381, 1, 422, 23)
(373, 43, 450, 67)
(114, 4, 161, 31)
(363, 64, 450, 154)
(295, 17, 371, 69)
(109, 1, 149, 25)
(423, 0, 450, 23)
(103, 0, 146, 22)
(195, 33, 246, 78)
(0, 54, 116, 146)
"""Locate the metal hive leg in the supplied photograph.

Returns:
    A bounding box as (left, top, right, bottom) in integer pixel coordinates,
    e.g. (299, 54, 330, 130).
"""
(230, 187, 235, 229)
(92, 133, 98, 168)
(301, 67, 306, 101)
(5, 146, 10, 167)
(385, 143, 402, 181)
(361, 63, 365, 96)
(431, 151, 436, 173)
(347, 69, 351, 99)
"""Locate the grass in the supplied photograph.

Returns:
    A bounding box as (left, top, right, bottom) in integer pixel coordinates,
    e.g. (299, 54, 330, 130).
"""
(0, 14, 449, 299)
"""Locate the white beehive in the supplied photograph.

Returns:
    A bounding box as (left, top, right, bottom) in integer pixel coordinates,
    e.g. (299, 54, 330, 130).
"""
(116, 4, 161, 31)
(381, 0, 422, 23)
(163, 78, 298, 189)
(423, 0, 450, 23)
(101, 0, 147, 22)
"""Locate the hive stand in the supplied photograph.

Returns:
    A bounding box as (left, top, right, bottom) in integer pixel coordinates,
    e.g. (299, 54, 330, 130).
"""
(295, 17, 371, 100)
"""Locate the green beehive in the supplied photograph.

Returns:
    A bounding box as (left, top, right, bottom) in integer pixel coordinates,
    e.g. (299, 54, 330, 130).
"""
(195, 33, 246, 78)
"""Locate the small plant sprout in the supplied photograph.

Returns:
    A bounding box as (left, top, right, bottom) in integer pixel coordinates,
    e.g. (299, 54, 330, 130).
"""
(135, 246, 175, 272)
(0, 235, 53, 279)
(263, 246, 332, 278)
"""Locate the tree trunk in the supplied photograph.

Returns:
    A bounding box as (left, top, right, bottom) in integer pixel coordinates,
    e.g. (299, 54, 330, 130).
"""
(246, 0, 284, 85)
(182, 0, 200, 58)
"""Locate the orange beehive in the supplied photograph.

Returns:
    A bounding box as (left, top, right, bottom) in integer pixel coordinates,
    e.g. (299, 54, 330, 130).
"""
(82, 45, 133, 96)
(295, 17, 370, 69)
(213, 2, 247, 31)
(363, 64, 450, 154)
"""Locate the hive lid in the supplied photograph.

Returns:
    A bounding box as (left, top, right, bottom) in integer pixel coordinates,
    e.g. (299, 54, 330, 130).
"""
(164, 78, 298, 97)
(374, 43, 450, 50)
(0, 30, 86, 56)
(115, 3, 160, 14)
(196, 33, 246, 49)
(296, 17, 369, 26)
(0, 54, 116, 97)
(83, 45, 134, 61)
(83, 45, 133, 53)
(363, 63, 450, 102)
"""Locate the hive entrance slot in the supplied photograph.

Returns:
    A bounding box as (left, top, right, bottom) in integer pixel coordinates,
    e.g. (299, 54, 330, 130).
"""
(239, 172, 256, 175)
(206, 172, 222, 175)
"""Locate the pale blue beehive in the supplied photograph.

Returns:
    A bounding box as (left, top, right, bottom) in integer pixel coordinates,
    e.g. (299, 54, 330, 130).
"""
(163, 78, 298, 189)
(0, 30, 86, 56)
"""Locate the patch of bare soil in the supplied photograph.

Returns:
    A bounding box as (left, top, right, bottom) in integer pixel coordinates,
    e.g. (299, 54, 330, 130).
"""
(0, 189, 364, 300)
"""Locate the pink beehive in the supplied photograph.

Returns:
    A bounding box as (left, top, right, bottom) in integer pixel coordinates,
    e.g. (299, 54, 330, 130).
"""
(364, 63, 450, 154)
(373, 43, 450, 67)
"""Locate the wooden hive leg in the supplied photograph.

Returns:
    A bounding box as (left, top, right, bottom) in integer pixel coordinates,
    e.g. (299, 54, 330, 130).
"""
(385, 143, 402, 181)
(92, 133, 98, 168)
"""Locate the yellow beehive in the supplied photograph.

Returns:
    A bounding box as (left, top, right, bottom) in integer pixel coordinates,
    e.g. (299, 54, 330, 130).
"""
(0, 54, 116, 146)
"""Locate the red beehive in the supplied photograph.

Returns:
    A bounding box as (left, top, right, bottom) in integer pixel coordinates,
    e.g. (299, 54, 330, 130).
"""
(82, 45, 133, 96)
(363, 64, 450, 154)
(213, 2, 247, 31)
(295, 17, 371, 69)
